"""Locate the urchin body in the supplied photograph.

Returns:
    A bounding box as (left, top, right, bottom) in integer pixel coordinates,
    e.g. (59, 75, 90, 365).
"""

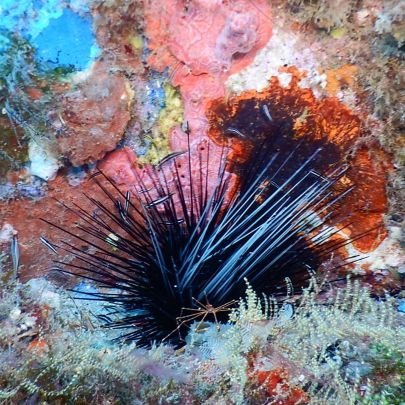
(46, 136, 357, 347)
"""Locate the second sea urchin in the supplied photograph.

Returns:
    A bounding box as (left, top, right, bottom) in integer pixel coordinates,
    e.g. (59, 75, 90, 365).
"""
(45, 130, 361, 347)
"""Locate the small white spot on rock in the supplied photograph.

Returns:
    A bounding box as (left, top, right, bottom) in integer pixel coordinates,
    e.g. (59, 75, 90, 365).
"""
(28, 139, 61, 181)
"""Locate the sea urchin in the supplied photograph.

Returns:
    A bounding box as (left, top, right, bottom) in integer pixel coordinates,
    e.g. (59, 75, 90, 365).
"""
(44, 132, 360, 347)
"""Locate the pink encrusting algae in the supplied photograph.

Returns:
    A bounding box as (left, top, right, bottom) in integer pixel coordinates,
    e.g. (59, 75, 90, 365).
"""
(144, 0, 272, 148)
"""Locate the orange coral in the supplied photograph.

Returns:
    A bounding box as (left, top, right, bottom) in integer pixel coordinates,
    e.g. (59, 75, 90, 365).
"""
(256, 368, 309, 404)
(208, 74, 361, 154)
(207, 72, 392, 253)
(321, 64, 359, 97)
(27, 338, 49, 355)
(342, 145, 392, 252)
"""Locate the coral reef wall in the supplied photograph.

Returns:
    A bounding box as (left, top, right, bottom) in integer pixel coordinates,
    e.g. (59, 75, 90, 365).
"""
(0, 1, 404, 404)
(0, 0, 403, 291)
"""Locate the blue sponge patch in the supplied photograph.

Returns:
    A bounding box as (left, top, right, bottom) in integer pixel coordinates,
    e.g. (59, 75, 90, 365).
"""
(32, 8, 99, 71)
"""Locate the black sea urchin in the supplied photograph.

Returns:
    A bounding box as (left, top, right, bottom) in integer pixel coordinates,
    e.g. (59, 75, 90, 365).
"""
(44, 134, 360, 347)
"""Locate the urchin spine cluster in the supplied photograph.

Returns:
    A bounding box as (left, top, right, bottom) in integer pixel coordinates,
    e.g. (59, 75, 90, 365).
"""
(44, 139, 360, 346)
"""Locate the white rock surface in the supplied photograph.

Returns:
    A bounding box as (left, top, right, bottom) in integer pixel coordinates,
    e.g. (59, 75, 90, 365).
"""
(28, 139, 60, 181)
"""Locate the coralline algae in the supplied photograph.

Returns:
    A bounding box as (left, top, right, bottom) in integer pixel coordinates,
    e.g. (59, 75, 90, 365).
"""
(144, 0, 272, 144)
